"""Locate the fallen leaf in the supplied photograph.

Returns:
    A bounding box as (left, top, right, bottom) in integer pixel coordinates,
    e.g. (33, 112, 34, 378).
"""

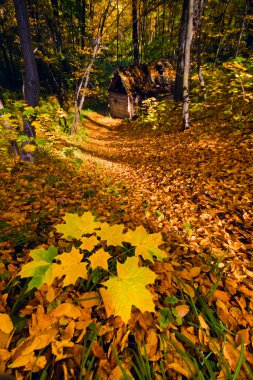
(0, 314, 13, 334)
(52, 247, 88, 287)
(51, 340, 74, 361)
(55, 212, 100, 240)
(52, 303, 81, 319)
(19, 246, 58, 290)
(167, 362, 189, 378)
(214, 290, 231, 302)
(96, 223, 126, 246)
(175, 305, 190, 317)
(80, 235, 99, 251)
(102, 256, 157, 323)
(9, 352, 47, 372)
(125, 226, 167, 261)
(235, 329, 250, 346)
(89, 248, 111, 270)
(78, 291, 100, 308)
(223, 341, 240, 371)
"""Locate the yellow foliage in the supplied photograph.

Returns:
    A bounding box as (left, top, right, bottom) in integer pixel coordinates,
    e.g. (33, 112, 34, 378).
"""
(102, 256, 157, 324)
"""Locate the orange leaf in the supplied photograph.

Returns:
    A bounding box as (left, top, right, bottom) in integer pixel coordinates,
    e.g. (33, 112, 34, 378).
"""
(214, 290, 231, 302)
(223, 341, 240, 371)
(175, 305, 190, 317)
(0, 314, 13, 334)
(167, 363, 189, 378)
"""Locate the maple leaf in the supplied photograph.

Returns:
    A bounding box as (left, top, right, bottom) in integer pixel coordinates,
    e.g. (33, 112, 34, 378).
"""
(52, 247, 88, 287)
(19, 246, 58, 290)
(96, 223, 126, 246)
(54, 212, 100, 241)
(89, 248, 111, 270)
(80, 235, 99, 251)
(125, 226, 167, 262)
(101, 256, 157, 324)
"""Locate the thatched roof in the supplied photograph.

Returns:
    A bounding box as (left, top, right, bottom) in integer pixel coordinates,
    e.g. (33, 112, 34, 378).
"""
(109, 60, 175, 97)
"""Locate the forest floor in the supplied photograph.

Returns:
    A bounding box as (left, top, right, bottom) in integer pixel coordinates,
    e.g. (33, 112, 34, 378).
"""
(1, 86, 253, 379)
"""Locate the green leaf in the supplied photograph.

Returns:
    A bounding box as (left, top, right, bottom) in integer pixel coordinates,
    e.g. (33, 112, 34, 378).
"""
(159, 307, 174, 328)
(165, 296, 179, 305)
(19, 246, 58, 291)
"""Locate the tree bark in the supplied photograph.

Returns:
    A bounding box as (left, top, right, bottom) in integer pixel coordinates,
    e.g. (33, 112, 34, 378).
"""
(132, 0, 140, 65)
(71, 0, 113, 135)
(13, 0, 40, 161)
(183, 0, 194, 130)
(213, 0, 232, 66)
(235, 0, 248, 58)
(174, 0, 188, 101)
(0, 99, 20, 157)
(195, 0, 207, 100)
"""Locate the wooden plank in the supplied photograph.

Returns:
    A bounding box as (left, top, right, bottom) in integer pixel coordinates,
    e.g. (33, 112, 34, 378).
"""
(109, 92, 130, 118)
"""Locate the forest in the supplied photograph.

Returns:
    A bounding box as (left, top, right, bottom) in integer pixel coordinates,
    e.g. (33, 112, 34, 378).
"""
(0, 0, 253, 379)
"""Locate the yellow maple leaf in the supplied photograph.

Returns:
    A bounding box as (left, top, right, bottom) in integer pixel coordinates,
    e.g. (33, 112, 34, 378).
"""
(55, 212, 100, 241)
(52, 247, 88, 287)
(22, 143, 36, 153)
(125, 226, 167, 262)
(96, 223, 126, 246)
(101, 256, 157, 324)
(80, 235, 99, 251)
(89, 248, 111, 270)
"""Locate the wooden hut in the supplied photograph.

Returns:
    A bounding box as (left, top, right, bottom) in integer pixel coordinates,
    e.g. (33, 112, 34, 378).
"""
(108, 60, 175, 119)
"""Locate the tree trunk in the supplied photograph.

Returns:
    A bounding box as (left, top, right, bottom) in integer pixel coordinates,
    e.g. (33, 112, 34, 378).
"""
(174, 0, 188, 101)
(213, 0, 232, 66)
(0, 99, 20, 157)
(50, 0, 63, 50)
(116, 0, 119, 64)
(132, 0, 140, 65)
(183, 0, 194, 130)
(235, 0, 248, 58)
(71, 0, 112, 135)
(71, 39, 100, 135)
(13, 0, 40, 162)
(195, 0, 207, 100)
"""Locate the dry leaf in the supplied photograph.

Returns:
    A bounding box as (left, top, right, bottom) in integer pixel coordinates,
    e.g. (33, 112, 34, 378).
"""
(0, 314, 13, 334)
(167, 362, 189, 378)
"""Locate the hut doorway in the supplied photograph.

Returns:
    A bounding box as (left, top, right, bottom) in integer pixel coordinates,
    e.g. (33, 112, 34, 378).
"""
(108, 76, 129, 119)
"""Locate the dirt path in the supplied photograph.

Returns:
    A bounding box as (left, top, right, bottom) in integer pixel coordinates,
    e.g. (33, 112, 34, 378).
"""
(79, 112, 153, 186)
(76, 111, 253, 261)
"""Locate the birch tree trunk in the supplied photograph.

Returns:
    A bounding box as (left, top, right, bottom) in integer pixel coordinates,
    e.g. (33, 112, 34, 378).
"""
(132, 0, 140, 65)
(71, 0, 113, 135)
(235, 0, 248, 58)
(195, 0, 207, 100)
(183, 0, 194, 130)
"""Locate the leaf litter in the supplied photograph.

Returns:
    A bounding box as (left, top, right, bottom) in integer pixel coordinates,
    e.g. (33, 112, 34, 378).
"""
(0, 83, 253, 378)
